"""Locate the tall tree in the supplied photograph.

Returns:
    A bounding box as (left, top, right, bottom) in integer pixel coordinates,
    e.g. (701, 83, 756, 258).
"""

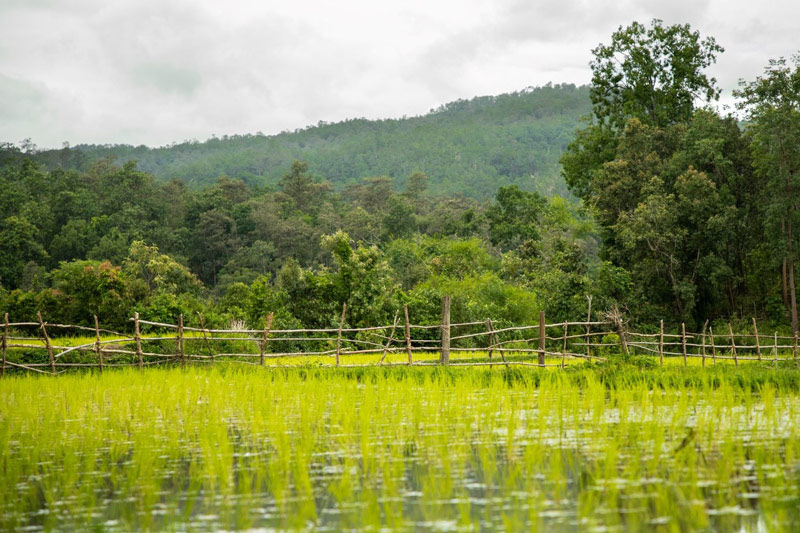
(736, 55, 800, 333)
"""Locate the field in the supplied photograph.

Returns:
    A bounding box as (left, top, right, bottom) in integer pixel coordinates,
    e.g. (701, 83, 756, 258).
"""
(2, 362, 800, 531)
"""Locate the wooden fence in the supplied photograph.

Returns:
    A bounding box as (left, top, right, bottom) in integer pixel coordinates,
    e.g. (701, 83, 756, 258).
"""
(1, 297, 797, 375)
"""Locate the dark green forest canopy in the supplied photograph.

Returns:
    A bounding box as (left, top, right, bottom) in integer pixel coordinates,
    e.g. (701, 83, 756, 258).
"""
(29, 84, 591, 199)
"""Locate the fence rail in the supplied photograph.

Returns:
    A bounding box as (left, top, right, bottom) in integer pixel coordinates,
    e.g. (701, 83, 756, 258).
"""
(1, 299, 798, 376)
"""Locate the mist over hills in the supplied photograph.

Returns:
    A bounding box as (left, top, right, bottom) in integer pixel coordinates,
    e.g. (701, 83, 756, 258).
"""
(34, 84, 590, 199)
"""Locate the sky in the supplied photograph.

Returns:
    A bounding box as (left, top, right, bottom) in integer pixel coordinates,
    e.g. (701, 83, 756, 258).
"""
(0, 0, 798, 149)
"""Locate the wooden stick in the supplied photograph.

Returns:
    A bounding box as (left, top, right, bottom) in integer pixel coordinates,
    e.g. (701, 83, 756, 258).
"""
(1, 313, 8, 377)
(701, 320, 708, 367)
(794, 330, 798, 361)
(134, 312, 144, 368)
(585, 295, 592, 358)
(680, 323, 688, 366)
(403, 305, 412, 365)
(774, 331, 779, 368)
(617, 315, 629, 357)
(37, 312, 55, 374)
(485, 319, 494, 367)
(441, 296, 450, 365)
(197, 312, 214, 361)
(561, 321, 568, 369)
(260, 312, 274, 366)
(378, 311, 399, 364)
(728, 322, 738, 366)
(487, 318, 508, 368)
(94, 314, 103, 373)
(336, 303, 347, 367)
(659, 319, 664, 366)
(752, 318, 761, 361)
(177, 314, 185, 367)
(709, 326, 717, 365)
(538, 310, 546, 366)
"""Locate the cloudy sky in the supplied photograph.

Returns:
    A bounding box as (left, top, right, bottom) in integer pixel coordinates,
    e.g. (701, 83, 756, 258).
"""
(1, 0, 798, 149)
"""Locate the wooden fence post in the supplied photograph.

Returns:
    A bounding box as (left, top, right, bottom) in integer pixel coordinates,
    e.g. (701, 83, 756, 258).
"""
(134, 312, 144, 369)
(37, 312, 55, 374)
(94, 314, 103, 373)
(260, 312, 274, 366)
(336, 303, 347, 367)
(538, 310, 546, 366)
(709, 326, 717, 365)
(728, 322, 738, 366)
(774, 331, 779, 368)
(585, 295, 592, 358)
(752, 318, 761, 361)
(701, 320, 708, 367)
(794, 330, 798, 361)
(659, 320, 664, 366)
(681, 323, 687, 366)
(441, 296, 450, 365)
(177, 314, 185, 367)
(403, 305, 412, 365)
(561, 321, 568, 369)
(486, 319, 494, 368)
(1, 313, 8, 377)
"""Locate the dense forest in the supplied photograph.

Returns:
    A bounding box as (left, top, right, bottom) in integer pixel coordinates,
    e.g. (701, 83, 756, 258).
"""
(1, 20, 799, 336)
(26, 84, 591, 199)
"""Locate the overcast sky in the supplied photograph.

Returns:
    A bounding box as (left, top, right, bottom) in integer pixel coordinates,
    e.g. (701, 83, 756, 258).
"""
(1, 0, 798, 149)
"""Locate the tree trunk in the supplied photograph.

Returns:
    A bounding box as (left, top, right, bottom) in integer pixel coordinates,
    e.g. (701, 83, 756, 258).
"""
(788, 211, 798, 336)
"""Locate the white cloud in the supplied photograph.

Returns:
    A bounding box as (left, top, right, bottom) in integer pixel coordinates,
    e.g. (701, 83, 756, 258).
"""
(0, 0, 798, 148)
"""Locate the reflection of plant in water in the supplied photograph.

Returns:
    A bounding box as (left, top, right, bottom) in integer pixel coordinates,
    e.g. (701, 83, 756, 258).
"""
(1, 365, 800, 531)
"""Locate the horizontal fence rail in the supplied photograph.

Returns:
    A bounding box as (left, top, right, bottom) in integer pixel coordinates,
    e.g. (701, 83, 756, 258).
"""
(0, 301, 797, 376)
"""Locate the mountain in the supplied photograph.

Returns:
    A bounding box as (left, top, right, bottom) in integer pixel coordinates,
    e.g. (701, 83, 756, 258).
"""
(34, 83, 590, 199)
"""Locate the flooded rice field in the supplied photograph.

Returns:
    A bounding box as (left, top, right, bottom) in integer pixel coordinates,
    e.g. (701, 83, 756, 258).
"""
(1, 366, 799, 531)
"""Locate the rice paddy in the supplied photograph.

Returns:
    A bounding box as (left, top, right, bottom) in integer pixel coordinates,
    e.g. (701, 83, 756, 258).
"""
(2, 363, 800, 531)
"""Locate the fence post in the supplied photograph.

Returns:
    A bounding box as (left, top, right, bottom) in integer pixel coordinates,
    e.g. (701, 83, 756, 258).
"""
(793, 330, 797, 361)
(701, 320, 708, 367)
(728, 322, 738, 366)
(260, 312, 273, 366)
(403, 305, 413, 365)
(538, 310, 546, 366)
(681, 323, 687, 366)
(485, 319, 494, 367)
(94, 314, 103, 373)
(752, 318, 761, 361)
(177, 314, 185, 367)
(134, 312, 143, 369)
(709, 326, 717, 364)
(561, 321, 568, 369)
(37, 311, 55, 374)
(441, 296, 450, 365)
(585, 295, 592, 358)
(336, 303, 347, 367)
(774, 331, 779, 368)
(1, 313, 8, 377)
(659, 320, 664, 366)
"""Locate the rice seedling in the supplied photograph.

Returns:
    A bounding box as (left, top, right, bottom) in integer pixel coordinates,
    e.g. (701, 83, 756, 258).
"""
(1, 364, 800, 531)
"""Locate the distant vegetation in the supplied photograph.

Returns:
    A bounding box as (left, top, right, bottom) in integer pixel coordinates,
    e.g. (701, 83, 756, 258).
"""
(29, 84, 591, 198)
(2, 20, 800, 338)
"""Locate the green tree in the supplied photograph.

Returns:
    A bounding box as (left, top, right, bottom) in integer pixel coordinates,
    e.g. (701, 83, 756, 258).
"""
(486, 185, 546, 251)
(735, 55, 800, 333)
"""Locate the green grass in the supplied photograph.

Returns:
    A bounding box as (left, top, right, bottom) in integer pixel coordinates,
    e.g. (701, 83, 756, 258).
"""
(2, 363, 800, 531)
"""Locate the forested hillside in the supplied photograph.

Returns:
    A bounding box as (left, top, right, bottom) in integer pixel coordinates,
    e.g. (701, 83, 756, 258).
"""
(31, 84, 590, 198)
